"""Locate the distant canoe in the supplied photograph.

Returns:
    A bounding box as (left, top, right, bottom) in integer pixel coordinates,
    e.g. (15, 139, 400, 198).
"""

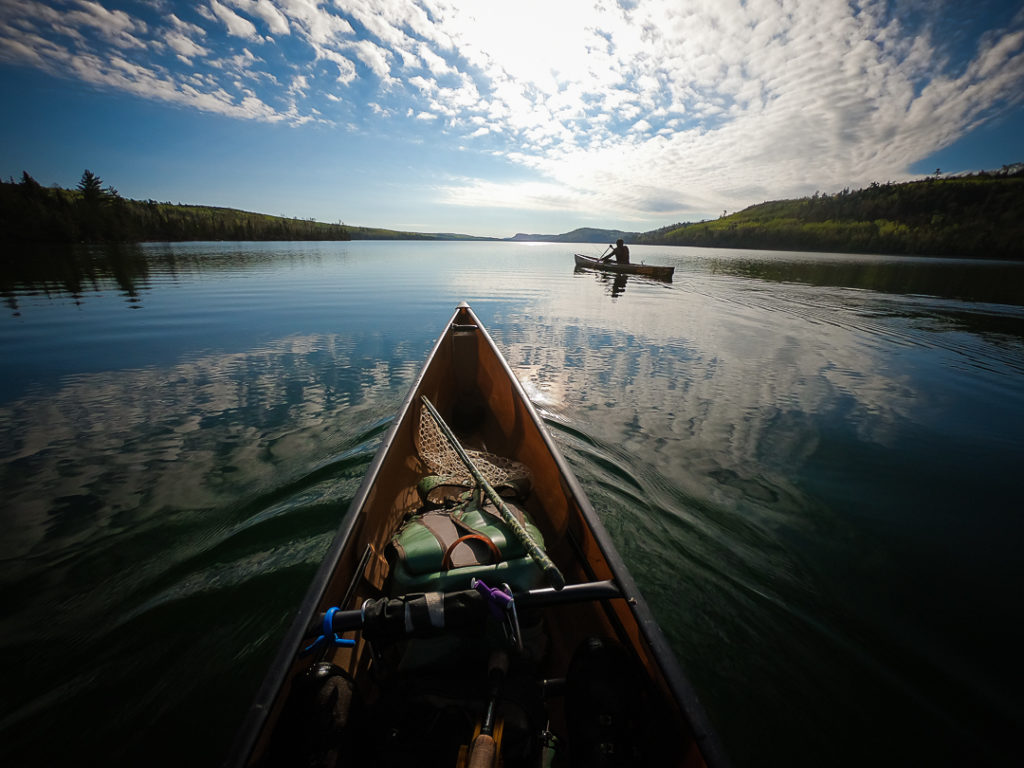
(574, 253, 674, 280)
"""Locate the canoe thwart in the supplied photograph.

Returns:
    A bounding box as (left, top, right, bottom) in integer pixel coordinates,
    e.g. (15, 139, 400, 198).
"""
(308, 579, 624, 641)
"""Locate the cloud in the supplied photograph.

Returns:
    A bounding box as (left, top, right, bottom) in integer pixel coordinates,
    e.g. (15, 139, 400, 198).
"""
(227, 0, 291, 37)
(0, 1, 324, 122)
(2, 0, 1023, 222)
(288, 73, 308, 94)
(438, 177, 588, 215)
(0, 31, 283, 123)
(66, 0, 149, 49)
(169, 13, 205, 37)
(208, 0, 261, 42)
(406, 75, 433, 95)
(417, 42, 452, 76)
(166, 31, 210, 62)
(317, 47, 357, 84)
(416, 0, 1024, 218)
(276, 0, 353, 46)
(0, 33, 48, 67)
(347, 38, 391, 81)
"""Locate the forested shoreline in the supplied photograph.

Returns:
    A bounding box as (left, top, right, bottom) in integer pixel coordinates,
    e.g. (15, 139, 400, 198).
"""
(1, 171, 352, 243)
(2, 166, 1023, 259)
(637, 165, 1024, 259)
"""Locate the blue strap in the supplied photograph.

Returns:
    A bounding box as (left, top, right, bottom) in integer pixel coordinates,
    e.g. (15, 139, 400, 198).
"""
(302, 607, 356, 655)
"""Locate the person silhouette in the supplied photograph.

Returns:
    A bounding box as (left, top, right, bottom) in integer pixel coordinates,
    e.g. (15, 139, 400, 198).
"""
(604, 239, 630, 264)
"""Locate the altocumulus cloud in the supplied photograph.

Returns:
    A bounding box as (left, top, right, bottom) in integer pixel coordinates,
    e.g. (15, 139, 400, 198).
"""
(1, 0, 1022, 221)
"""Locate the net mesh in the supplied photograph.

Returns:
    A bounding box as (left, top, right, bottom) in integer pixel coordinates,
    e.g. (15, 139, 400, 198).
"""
(415, 404, 532, 490)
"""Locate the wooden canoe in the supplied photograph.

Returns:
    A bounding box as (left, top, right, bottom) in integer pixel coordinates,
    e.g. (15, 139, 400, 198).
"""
(227, 302, 726, 768)
(574, 252, 674, 280)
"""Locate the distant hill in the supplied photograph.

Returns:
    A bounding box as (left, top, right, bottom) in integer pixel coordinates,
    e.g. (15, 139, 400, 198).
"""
(634, 165, 1024, 259)
(344, 225, 497, 241)
(507, 227, 640, 244)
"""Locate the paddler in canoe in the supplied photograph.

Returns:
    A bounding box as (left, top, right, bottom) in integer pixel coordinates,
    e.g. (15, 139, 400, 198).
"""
(602, 238, 630, 265)
(573, 249, 674, 280)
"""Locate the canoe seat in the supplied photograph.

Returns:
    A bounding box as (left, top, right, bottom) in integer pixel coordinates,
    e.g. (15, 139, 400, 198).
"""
(387, 499, 546, 594)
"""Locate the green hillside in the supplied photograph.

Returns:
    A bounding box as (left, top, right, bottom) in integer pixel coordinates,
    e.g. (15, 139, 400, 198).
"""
(636, 166, 1024, 259)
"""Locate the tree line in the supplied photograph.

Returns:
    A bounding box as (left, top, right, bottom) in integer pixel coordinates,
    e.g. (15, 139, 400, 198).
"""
(5, 165, 1023, 257)
(635, 165, 1024, 259)
(1, 171, 352, 243)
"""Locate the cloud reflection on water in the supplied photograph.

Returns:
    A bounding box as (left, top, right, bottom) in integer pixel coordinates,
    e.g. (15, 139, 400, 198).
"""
(500, 271, 922, 493)
(0, 332, 417, 635)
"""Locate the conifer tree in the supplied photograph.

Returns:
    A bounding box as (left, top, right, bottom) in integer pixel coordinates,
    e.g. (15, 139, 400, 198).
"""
(78, 169, 104, 202)
(20, 171, 42, 191)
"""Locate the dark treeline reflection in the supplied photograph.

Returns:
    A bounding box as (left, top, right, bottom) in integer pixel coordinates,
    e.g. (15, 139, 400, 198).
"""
(708, 253, 1024, 307)
(1, 243, 150, 311)
(1, 243, 335, 313)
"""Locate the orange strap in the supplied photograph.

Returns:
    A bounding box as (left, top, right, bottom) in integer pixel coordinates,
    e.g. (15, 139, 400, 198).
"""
(442, 534, 502, 570)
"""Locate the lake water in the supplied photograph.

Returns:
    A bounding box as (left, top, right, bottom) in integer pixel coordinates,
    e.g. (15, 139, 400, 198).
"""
(1, 241, 1022, 766)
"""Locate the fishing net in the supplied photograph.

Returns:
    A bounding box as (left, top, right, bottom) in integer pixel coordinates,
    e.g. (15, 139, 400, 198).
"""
(415, 404, 532, 500)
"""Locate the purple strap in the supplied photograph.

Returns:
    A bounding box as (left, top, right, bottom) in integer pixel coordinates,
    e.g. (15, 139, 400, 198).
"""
(472, 578, 512, 620)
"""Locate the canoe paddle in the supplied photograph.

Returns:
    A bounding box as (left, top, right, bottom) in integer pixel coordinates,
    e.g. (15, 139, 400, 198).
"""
(598, 245, 613, 263)
(420, 395, 566, 590)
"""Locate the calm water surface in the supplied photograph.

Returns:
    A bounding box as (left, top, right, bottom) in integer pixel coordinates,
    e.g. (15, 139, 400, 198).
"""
(1, 241, 1022, 766)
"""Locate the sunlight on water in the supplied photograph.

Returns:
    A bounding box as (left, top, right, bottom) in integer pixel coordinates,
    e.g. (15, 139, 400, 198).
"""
(1, 241, 1023, 766)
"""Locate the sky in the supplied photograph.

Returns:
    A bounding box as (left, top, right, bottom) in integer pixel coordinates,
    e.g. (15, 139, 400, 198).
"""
(1, 0, 1023, 237)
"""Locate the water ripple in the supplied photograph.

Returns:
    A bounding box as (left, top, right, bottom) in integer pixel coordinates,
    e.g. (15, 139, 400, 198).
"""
(2, 242, 1022, 766)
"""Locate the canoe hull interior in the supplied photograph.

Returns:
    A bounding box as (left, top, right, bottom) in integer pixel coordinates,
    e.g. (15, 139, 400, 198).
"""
(228, 303, 725, 768)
